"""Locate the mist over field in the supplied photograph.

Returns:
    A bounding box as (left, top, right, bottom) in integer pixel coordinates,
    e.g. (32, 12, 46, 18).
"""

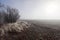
(25, 20, 60, 29)
(1, 0, 60, 40)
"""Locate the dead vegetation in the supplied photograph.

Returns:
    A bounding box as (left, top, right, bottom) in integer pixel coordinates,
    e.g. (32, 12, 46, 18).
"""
(0, 3, 60, 40)
(0, 21, 60, 40)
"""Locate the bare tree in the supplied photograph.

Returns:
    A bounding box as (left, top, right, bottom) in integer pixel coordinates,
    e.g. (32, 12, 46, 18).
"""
(5, 7, 20, 23)
(0, 3, 20, 25)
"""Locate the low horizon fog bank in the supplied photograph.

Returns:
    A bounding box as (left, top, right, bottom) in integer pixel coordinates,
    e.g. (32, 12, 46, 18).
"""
(22, 19, 60, 30)
(21, 19, 60, 26)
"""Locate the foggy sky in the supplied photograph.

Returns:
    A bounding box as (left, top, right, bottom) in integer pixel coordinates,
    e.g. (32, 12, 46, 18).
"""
(1, 0, 60, 20)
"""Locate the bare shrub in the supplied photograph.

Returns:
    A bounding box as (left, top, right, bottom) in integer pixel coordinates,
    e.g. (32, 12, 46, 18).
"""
(0, 3, 20, 25)
(5, 7, 20, 23)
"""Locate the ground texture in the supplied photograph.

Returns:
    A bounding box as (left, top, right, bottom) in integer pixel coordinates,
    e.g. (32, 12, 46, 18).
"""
(0, 21, 60, 40)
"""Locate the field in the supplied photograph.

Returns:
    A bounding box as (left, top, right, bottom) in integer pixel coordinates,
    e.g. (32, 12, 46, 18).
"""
(1, 20, 60, 40)
(26, 20, 60, 30)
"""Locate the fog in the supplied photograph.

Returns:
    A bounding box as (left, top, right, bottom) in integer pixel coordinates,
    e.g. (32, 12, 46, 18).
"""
(1, 0, 60, 20)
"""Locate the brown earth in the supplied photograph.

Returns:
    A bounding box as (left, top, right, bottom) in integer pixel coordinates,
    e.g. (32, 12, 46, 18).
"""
(0, 21, 60, 40)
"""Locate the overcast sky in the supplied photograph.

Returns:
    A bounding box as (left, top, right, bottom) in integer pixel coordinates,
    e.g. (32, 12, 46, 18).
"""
(1, 0, 60, 20)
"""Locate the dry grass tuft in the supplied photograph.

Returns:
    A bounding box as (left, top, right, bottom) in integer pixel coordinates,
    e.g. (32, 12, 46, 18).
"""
(0, 21, 60, 40)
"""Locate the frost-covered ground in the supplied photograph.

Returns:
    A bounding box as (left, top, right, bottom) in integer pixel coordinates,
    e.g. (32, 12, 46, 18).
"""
(0, 20, 60, 40)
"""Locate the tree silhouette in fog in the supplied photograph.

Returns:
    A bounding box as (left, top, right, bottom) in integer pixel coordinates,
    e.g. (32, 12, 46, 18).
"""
(5, 7, 20, 23)
(0, 3, 20, 25)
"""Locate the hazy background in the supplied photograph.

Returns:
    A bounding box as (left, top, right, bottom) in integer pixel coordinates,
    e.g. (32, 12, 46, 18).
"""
(1, 0, 60, 20)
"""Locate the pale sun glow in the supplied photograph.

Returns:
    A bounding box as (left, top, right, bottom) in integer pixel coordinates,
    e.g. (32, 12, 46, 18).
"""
(32, 1, 59, 19)
(45, 2, 58, 19)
